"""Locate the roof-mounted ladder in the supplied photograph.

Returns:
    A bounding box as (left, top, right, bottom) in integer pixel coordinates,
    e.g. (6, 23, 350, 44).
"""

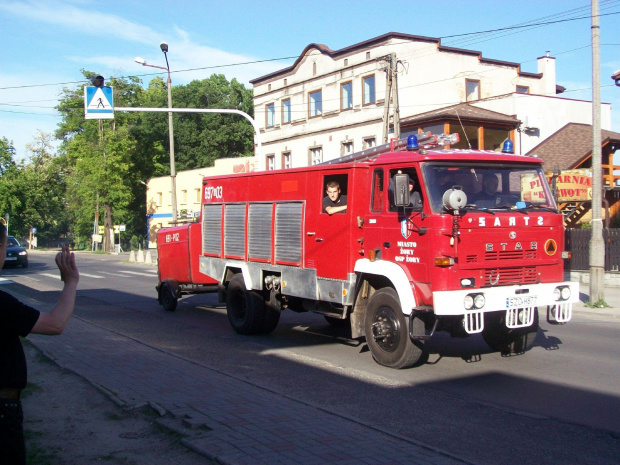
(318, 132, 459, 165)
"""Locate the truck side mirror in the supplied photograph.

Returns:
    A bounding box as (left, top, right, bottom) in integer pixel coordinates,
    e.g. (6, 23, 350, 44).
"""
(394, 174, 410, 207)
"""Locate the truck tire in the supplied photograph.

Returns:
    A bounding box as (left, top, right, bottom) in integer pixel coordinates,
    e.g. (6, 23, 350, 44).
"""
(160, 282, 178, 312)
(364, 287, 424, 369)
(260, 306, 281, 334)
(482, 309, 539, 354)
(226, 274, 265, 335)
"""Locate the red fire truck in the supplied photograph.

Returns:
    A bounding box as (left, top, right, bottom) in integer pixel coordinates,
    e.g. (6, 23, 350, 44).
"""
(195, 133, 577, 369)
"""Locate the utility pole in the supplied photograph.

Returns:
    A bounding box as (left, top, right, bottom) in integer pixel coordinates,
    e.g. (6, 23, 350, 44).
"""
(589, 0, 605, 303)
(381, 53, 400, 143)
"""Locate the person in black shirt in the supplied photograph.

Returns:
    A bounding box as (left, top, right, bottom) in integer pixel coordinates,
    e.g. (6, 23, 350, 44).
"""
(0, 224, 79, 465)
(323, 181, 347, 215)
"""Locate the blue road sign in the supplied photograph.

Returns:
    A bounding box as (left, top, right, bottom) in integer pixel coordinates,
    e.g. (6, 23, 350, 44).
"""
(84, 86, 114, 119)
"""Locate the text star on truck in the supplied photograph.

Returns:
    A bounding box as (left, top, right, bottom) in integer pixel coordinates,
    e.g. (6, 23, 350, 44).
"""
(193, 133, 577, 369)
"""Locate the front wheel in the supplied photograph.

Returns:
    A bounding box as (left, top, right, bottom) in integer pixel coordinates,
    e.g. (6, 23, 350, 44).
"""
(364, 288, 424, 369)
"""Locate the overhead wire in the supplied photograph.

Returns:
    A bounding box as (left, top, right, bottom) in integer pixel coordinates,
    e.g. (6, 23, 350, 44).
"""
(1, 3, 618, 118)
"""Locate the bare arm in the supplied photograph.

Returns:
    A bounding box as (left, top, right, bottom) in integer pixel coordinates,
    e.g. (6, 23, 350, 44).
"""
(325, 205, 347, 215)
(31, 247, 80, 335)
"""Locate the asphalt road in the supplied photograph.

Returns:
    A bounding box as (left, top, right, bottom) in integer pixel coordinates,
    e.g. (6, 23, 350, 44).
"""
(4, 251, 620, 465)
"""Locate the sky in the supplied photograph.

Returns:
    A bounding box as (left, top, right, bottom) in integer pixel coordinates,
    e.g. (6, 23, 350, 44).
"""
(1, 0, 619, 161)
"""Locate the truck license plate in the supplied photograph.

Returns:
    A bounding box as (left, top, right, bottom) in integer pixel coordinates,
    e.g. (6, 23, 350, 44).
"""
(506, 295, 537, 308)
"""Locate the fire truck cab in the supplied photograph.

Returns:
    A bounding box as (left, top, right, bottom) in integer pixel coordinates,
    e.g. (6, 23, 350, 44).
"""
(198, 134, 577, 369)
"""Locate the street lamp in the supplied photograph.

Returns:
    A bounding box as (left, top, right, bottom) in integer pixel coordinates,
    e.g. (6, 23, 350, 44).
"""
(135, 41, 177, 225)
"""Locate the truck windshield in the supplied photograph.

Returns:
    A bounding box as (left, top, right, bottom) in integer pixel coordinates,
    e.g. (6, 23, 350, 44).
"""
(422, 163, 558, 212)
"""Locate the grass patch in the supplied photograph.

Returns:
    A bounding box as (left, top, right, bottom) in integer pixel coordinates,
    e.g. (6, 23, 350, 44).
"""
(21, 381, 42, 399)
(585, 298, 610, 308)
(24, 430, 60, 465)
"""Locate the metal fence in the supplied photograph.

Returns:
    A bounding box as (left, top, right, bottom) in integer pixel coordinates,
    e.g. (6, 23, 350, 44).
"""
(565, 228, 620, 272)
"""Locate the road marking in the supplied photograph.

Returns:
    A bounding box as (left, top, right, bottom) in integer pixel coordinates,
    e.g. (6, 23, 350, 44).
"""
(80, 273, 105, 279)
(40, 273, 61, 280)
(116, 270, 158, 277)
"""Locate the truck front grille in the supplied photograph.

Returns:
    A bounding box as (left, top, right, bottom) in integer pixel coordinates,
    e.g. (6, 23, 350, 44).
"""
(483, 267, 537, 286)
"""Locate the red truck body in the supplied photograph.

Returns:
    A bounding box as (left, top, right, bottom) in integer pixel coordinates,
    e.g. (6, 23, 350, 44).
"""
(191, 137, 577, 368)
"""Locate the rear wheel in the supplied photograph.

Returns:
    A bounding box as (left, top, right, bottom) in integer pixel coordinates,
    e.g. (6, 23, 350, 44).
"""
(226, 274, 265, 335)
(364, 288, 424, 369)
(482, 309, 539, 354)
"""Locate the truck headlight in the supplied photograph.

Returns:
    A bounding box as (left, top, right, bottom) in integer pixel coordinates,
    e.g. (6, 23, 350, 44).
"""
(473, 294, 485, 309)
(464, 295, 474, 310)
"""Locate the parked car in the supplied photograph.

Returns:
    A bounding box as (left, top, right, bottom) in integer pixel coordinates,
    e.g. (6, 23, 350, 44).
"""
(4, 236, 28, 268)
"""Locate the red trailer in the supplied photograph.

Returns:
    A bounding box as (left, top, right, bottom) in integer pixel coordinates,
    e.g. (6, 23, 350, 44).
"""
(156, 222, 218, 311)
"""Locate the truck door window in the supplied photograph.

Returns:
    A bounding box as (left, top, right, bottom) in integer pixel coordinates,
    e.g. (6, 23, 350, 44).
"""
(388, 169, 423, 212)
(371, 169, 384, 212)
(322, 174, 348, 215)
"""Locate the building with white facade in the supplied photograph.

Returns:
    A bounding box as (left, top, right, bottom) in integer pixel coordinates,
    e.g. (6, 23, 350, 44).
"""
(144, 156, 255, 248)
(250, 33, 611, 169)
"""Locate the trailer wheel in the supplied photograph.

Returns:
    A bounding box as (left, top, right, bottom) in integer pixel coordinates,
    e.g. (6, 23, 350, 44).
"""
(364, 288, 424, 369)
(226, 274, 265, 335)
(482, 309, 539, 354)
(160, 282, 178, 312)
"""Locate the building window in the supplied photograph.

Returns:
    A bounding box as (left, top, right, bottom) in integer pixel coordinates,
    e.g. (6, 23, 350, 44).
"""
(282, 99, 291, 124)
(181, 190, 187, 205)
(313, 62, 317, 76)
(466, 79, 480, 101)
(194, 188, 201, 203)
(341, 81, 352, 111)
(268, 84, 271, 91)
(516, 85, 529, 94)
(344, 58, 349, 66)
(284, 78, 287, 86)
(309, 147, 323, 165)
(157, 192, 163, 206)
(309, 90, 322, 118)
(366, 52, 371, 60)
(342, 141, 354, 155)
(266, 154, 275, 170)
(363, 75, 375, 105)
(266, 103, 275, 128)
(282, 151, 291, 169)
(363, 137, 376, 149)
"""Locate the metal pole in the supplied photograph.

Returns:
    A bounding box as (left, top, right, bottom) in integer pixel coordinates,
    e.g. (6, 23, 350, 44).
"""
(589, 0, 605, 303)
(166, 68, 177, 225)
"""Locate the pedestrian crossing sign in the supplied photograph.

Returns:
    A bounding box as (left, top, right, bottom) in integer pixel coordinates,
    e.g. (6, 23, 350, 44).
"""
(84, 86, 114, 119)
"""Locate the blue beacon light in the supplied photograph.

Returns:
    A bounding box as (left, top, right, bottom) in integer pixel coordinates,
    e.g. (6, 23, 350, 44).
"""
(406, 135, 419, 151)
(501, 139, 514, 154)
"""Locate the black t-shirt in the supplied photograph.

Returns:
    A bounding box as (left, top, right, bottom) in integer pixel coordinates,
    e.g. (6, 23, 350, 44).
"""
(323, 194, 347, 213)
(0, 290, 40, 389)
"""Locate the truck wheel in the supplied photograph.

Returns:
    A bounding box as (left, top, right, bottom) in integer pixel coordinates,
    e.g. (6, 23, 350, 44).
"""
(226, 274, 265, 335)
(364, 288, 424, 369)
(482, 309, 539, 354)
(260, 306, 281, 334)
(160, 282, 177, 312)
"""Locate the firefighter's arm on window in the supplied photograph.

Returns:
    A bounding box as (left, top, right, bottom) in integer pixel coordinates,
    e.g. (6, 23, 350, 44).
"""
(325, 204, 347, 215)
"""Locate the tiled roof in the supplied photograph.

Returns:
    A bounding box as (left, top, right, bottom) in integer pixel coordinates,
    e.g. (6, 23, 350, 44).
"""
(400, 103, 520, 126)
(525, 123, 620, 169)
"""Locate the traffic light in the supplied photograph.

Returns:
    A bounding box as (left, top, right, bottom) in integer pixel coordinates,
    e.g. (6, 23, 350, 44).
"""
(91, 75, 105, 88)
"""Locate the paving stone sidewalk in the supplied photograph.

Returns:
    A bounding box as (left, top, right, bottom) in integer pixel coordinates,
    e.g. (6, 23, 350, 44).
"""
(28, 317, 471, 465)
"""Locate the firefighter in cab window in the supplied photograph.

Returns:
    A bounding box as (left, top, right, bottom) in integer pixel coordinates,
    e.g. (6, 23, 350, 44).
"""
(323, 181, 347, 215)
